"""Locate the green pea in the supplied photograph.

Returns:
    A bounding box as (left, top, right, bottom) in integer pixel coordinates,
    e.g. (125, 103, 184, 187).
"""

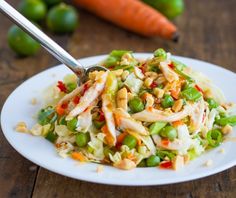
(128, 97, 145, 113)
(104, 147, 115, 158)
(161, 94, 174, 108)
(137, 159, 146, 167)
(207, 129, 222, 147)
(153, 48, 167, 61)
(160, 126, 177, 141)
(122, 135, 137, 149)
(93, 120, 105, 129)
(207, 98, 219, 110)
(146, 155, 161, 167)
(66, 82, 77, 93)
(75, 132, 90, 147)
(67, 117, 77, 131)
(181, 87, 202, 101)
(215, 115, 236, 126)
(149, 121, 167, 135)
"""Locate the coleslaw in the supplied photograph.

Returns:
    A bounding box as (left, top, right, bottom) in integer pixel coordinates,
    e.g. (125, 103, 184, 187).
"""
(17, 49, 236, 170)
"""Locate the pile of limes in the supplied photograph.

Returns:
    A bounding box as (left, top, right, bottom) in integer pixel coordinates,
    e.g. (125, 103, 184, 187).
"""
(7, 0, 79, 56)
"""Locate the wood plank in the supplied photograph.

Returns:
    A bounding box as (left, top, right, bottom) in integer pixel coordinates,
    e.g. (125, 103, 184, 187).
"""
(0, 0, 235, 197)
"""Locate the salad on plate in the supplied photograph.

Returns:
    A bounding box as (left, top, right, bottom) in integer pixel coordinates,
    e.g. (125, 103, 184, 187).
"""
(16, 49, 236, 171)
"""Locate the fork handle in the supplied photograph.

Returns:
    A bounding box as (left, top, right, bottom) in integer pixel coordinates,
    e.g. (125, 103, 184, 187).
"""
(0, 0, 85, 78)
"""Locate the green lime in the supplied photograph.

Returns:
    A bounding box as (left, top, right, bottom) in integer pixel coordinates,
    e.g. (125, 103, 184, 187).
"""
(143, 0, 184, 19)
(7, 25, 40, 56)
(18, 0, 47, 21)
(43, 0, 62, 6)
(46, 3, 79, 34)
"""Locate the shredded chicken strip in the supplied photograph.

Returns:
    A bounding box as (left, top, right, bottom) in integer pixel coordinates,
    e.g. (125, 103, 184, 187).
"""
(76, 104, 95, 132)
(189, 99, 205, 133)
(132, 105, 192, 122)
(114, 108, 149, 135)
(159, 61, 179, 82)
(66, 71, 108, 120)
(102, 94, 117, 146)
(57, 84, 85, 106)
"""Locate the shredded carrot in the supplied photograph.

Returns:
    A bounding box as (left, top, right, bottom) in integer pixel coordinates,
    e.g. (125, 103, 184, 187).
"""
(170, 88, 180, 99)
(71, 152, 86, 162)
(137, 138, 142, 146)
(73, 0, 178, 40)
(172, 120, 184, 127)
(56, 105, 65, 115)
(147, 106, 153, 112)
(101, 125, 115, 146)
(127, 153, 136, 161)
(161, 138, 170, 146)
(117, 132, 127, 144)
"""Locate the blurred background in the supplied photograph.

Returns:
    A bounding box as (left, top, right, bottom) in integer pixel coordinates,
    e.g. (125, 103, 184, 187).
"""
(0, 0, 236, 197)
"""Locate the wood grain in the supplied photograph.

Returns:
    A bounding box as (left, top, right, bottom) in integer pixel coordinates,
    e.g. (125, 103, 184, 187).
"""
(0, 0, 236, 197)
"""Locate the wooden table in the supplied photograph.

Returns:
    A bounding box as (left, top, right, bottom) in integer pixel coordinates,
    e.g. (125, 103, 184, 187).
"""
(1, 0, 236, 197)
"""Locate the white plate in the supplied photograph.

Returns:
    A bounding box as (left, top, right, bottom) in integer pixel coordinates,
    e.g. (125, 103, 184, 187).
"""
(1, 54, 236, 186)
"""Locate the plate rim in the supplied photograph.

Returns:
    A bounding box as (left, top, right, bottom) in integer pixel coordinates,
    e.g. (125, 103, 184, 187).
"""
(1, 53, 236, 186)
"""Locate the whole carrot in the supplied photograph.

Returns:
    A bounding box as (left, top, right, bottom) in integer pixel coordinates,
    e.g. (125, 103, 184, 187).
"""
(73, 0, 178, 41)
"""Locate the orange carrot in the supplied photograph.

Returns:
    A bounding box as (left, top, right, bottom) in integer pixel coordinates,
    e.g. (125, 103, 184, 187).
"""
(56, 105, 65, 115)
(170, 89, 180, 100)
(161, 138, 170, 146)
(117, 132, 127, 144)
(71, 152, 86, 162)
(172, 120, 184, 127)
(101, 125, 115, 146)
(73, 0, 178, 40)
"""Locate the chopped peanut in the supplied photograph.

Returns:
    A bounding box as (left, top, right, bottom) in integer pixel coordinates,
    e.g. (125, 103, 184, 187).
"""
(172, 155, 184, 170)
(127, 92, 134, 101)
(144, 77, 153, 87)
(89, 71, 99, 80)
(30, 123, 43, 136)
(31, 98, 37, 105)
(183, 154, 190, 164)
(156, 76, 167, 85)
(205, 159, 213, 167)
(204, 89, 213, 99)
(221, 102, 235, 110)
(116, 87, 128, 111)
(96, 165, 104, 173)
(221, 124, 233, 135)
(112, 69, 123, 76)
(172, 99, 183, 112)
(145, 72, 158, 79)
(114, 158, 136, 170)
(219, 148, 225, 154)
(134, 67, 144, 79)
(15, 122, 28, 133)
(153, 88, 164, 99)
(143, 93, 154, 108)
(121, 70, 129, 81)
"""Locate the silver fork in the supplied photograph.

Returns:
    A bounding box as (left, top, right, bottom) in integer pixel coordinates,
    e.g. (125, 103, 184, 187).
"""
(0, 0, 107, 84)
